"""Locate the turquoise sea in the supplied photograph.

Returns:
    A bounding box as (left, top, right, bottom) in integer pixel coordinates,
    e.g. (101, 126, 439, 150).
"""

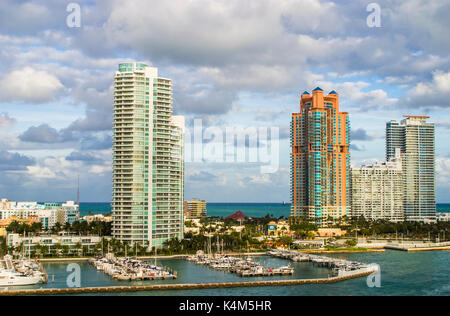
(12, 251, 450, 296)
(80, 202, 450, 218)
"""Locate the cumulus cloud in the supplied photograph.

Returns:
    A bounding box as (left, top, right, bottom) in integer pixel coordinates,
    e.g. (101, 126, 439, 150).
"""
(188, 171, 219, 182)
(352, 128, 374, 141)
(0, 67, 63, 103)
(18, 119, 113, 149)
(0, 1, 56, 35)
(66, 151, 103, 163)
(1, 0, 450, 202)
(175, 86, 238, 115)
(19, 124, 72, 143)
(0, 113, 16, 127)
(404, 71, 450, 109)
(350, 144, 366, 152)
(436, 157, 450, 201)
(0, 150, 36, 171)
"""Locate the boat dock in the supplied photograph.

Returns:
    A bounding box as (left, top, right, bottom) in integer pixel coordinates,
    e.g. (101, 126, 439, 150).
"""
(0, 267, 377, 296)
(267, 249, 375, 276)
(89, 253, 177, 281)
(187, 252, 294, 277)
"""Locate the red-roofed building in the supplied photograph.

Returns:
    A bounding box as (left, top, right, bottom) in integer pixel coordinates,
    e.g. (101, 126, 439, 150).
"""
(226, 211, 249, 221)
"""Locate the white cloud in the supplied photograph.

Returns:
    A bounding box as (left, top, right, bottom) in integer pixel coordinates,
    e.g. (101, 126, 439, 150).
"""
(0, 113, 16, 127)
(404, 71, 450, 109)
(0, 67, 64, 103)
(412, 71, 450, 96)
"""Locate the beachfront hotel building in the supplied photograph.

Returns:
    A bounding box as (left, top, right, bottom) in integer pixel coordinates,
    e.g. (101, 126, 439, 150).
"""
(386, 116, 436, 222)
(351, 149, 405, 222)
(112, 62, 185, 249)
(290, 88, 351, 226)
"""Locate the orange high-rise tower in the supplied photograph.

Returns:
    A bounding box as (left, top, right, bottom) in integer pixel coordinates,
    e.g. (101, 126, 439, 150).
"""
(290, 87, 351, 225)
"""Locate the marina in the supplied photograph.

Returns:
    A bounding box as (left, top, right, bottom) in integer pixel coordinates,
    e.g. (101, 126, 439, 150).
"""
(88, 253, 177, 281)
(0, 270, 374, 296)
(0, 251, 447, 296)
(187, 251, 294, 277)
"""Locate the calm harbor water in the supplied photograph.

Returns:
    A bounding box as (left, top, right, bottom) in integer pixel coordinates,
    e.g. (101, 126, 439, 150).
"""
(13, 250, 450, 296)
(79, 202, 450, 218)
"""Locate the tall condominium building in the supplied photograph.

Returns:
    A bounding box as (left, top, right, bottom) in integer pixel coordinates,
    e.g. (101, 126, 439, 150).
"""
(112, 62, 185, 248)
(184, 199, 207, 218)
(352, 149, 404, 222)
(290, 88, 351, 225)
(386, 116, 436, 222)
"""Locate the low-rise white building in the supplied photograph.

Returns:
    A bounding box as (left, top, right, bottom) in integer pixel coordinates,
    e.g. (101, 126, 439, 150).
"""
(83, 214, 113, 223)
(7, 233, 102, 256)
(437, 213, 450, 222)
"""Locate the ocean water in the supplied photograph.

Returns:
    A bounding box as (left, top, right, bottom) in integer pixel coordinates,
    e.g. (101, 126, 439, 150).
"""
(436, 204, 450, 213)
(80, 203, 450, 218)
(13, 251, 450, 296)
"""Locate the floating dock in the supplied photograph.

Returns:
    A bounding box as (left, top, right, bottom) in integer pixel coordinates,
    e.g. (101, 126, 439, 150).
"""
(187, 253, 294, 277)
(267, 249, 375, 275)
(89, 254, 177, 281)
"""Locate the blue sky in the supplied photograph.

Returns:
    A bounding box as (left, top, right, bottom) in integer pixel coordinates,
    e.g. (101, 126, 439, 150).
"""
(0, 0, 449, 203)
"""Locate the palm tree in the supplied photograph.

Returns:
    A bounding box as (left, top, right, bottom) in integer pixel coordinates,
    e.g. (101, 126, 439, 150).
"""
(74, 242, 83, 257)
(53, 243, 63, 257)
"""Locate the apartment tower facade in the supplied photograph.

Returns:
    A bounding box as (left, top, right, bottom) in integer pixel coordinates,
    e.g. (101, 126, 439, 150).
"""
(112, 62, 184, 249)
(386, 116, 436, 222)
(290, 88, 351, 225)
(352, 149, 404, 222)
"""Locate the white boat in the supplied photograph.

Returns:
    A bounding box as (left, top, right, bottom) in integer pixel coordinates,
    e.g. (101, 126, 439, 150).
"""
(0, 270, 41, 287)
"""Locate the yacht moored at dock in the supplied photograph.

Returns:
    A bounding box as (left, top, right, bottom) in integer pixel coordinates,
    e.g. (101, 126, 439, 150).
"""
(267, 249, 376, 277)
(0, 255, 47, 287)
(187, 251, 294, 277)
(89, 253, 177, 281)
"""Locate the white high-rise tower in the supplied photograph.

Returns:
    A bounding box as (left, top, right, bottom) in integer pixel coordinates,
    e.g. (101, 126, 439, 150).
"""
(112, 62, 184, 249)
(386, 116, 436, 222)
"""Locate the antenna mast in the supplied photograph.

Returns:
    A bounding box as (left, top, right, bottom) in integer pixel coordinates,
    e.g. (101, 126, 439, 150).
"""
(76, 175, 80, 205)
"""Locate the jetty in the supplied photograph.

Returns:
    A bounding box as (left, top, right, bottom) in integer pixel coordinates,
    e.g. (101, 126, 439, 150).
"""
(384, 242, 450, 252)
